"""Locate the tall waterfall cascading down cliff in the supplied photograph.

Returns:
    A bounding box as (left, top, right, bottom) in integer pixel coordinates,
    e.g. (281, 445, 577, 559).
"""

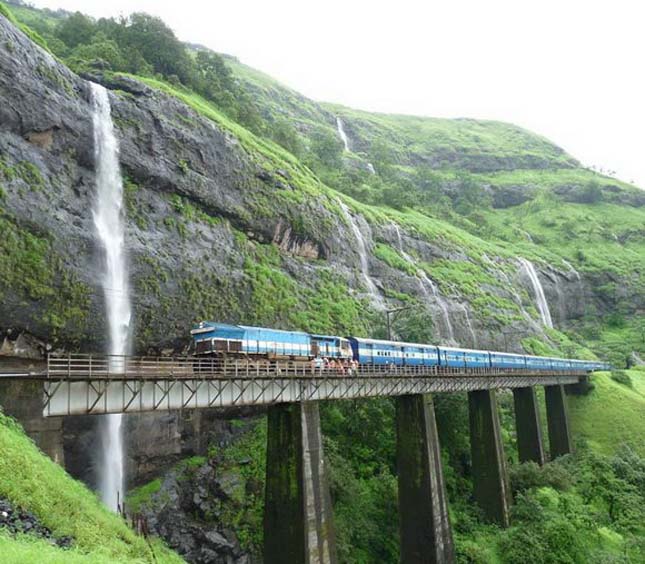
(518, 258, 553, 329)
(91, 82, 131, 511)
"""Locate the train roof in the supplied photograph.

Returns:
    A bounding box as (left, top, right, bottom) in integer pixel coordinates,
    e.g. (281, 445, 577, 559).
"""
(437, 345, 493, 355)
(350, 336, 438, 349)
(191, 322, 310, 337)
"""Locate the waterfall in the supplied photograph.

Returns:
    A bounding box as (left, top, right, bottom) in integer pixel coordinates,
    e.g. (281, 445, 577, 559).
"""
(482, 254, 542, 335)
(391, 224, 456, 343)
(338, 201, 385, 309)
(518, 258, 553, 329)
(366, 163, 376, 175)
(562, 259, 581, 281)
(336, 117, 351, 152)
(91, 82, 131, 512)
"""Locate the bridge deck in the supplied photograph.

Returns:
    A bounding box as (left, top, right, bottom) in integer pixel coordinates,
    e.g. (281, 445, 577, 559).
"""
(37, 355, 584, 416)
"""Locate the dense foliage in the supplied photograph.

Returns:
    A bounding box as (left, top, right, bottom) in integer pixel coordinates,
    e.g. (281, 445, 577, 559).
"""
(5, 2, 268, 136)
(188, 374, 645, 564)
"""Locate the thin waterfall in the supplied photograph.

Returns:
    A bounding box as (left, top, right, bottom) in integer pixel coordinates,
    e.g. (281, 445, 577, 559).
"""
(336, 117, 351, 152)
(482, 254, 542, 334)
(562, 259, 581, 281)
(336, 116, 375, 173)
(338, 201, 385, 310)
(518, 258, 553, 329)
(91, 82, 131, 512)
(391, 224, 456, 343)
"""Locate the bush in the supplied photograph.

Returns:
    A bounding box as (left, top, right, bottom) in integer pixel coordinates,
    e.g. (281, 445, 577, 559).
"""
(510, 461, 573, 495)
(611, 370, 633, 388)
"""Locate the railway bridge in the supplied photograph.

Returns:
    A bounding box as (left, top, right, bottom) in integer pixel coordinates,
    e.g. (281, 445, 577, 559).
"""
(4, 354, 585, 564)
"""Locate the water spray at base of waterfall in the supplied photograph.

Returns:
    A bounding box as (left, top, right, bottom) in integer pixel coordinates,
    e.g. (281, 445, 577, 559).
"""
(91, 82, 131, 512)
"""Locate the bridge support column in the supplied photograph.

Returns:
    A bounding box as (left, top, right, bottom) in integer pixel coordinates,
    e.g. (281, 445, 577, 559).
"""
(264, 401, 337, 564)
(544, 384, 573, 459)
(512, 387, 545, 465)
(396, 394, 455, 564)
(468, 390, 511, 527)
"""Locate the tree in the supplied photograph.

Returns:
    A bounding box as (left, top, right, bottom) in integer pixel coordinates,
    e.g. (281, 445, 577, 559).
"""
(580, 179, 603, 204)
(270, 118, 303, 157)
(119, 13, 195, 85)
(67, 35, 124, 71)
(56, 12, 96, 48)
(310, 128, 343, 169)
(453, 173, 490, 215)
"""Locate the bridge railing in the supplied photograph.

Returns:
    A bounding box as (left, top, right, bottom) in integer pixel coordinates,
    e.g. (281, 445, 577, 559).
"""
(45, 354, 587, 381)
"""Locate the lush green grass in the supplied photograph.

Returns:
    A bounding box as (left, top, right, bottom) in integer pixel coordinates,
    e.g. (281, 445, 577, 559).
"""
(0, 532, 175, 564)
(0, 1, 50, 52)
(480, 194, 645, 279)
(569, 370, 645, 456)
(475, 167, 638, 192)
(0, 411, 182, 563)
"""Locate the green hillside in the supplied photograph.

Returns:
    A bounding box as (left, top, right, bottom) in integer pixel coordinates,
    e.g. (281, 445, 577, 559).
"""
(2, 0, 643, 365)
(569, 369, 645, 456)
(0, 411, 181, 563)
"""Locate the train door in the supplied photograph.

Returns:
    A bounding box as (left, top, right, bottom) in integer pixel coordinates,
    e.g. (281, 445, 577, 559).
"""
(311, 340, 320, 358)
(365, 342, 374, 364)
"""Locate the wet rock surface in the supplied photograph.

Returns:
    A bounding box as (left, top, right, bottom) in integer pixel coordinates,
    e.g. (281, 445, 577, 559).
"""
(137, 462, 255, 564)
(0, 498, 73, 548)
(0, 14, 639, 359)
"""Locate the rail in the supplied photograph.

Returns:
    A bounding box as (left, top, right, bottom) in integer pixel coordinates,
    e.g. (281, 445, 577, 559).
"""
(45, 354, 589, 381)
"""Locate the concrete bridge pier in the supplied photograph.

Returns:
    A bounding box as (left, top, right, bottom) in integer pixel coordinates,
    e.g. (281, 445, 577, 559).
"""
(468, 389, 511, 527)
(264, 401, 337, 564)
(512, 387, 545, 465)
(396, 394, 455, 564)
(544, 384, 573, 459)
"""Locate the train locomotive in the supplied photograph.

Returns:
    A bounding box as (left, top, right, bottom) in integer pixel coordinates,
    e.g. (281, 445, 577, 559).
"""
(191, 321, 609, 372)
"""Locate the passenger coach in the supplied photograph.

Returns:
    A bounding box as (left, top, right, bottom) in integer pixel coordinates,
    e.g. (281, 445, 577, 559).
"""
(191, 321, 610, 373)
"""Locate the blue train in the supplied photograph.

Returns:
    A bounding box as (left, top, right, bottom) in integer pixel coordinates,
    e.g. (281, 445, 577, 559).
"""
(191, 322, 609, 372)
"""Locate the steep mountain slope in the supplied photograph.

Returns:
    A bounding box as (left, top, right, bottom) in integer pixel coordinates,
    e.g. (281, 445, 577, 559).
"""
(0, 2, 642, 366)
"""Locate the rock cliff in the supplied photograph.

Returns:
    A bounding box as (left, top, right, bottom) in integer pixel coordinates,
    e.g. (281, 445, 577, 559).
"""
(1, 12, 618, 356)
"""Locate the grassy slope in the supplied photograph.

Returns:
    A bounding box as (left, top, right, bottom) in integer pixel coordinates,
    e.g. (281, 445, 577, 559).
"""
(569, 369, 645, 456)
(0, 412, 182, 564)
(228, 58, 576, 169)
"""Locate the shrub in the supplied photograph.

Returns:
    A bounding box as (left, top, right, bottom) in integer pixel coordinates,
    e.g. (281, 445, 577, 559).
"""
(611, 370, 633, 388)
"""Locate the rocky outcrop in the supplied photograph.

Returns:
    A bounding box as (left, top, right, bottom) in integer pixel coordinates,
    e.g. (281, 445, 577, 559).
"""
(0, 497, 73, 548)
(137, 453, 260, 564)
(60, 406, 263, 490)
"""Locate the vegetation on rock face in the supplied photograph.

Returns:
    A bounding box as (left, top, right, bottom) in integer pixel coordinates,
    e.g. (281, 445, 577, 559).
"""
(1, 1, 644, 562)
(1, 0, 643, 364)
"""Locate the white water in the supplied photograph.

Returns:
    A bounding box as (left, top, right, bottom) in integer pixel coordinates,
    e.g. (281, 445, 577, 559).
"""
(518, 258, 553, 329)
(91, 82, 131, 512)
(336, 117, 351, 152)
(482, 254, 543, 335)
(338, 201, 385, 309)
(366, 163, 376, 175)
(391, 224, 457, 343)
(562, 259, 581, 281)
